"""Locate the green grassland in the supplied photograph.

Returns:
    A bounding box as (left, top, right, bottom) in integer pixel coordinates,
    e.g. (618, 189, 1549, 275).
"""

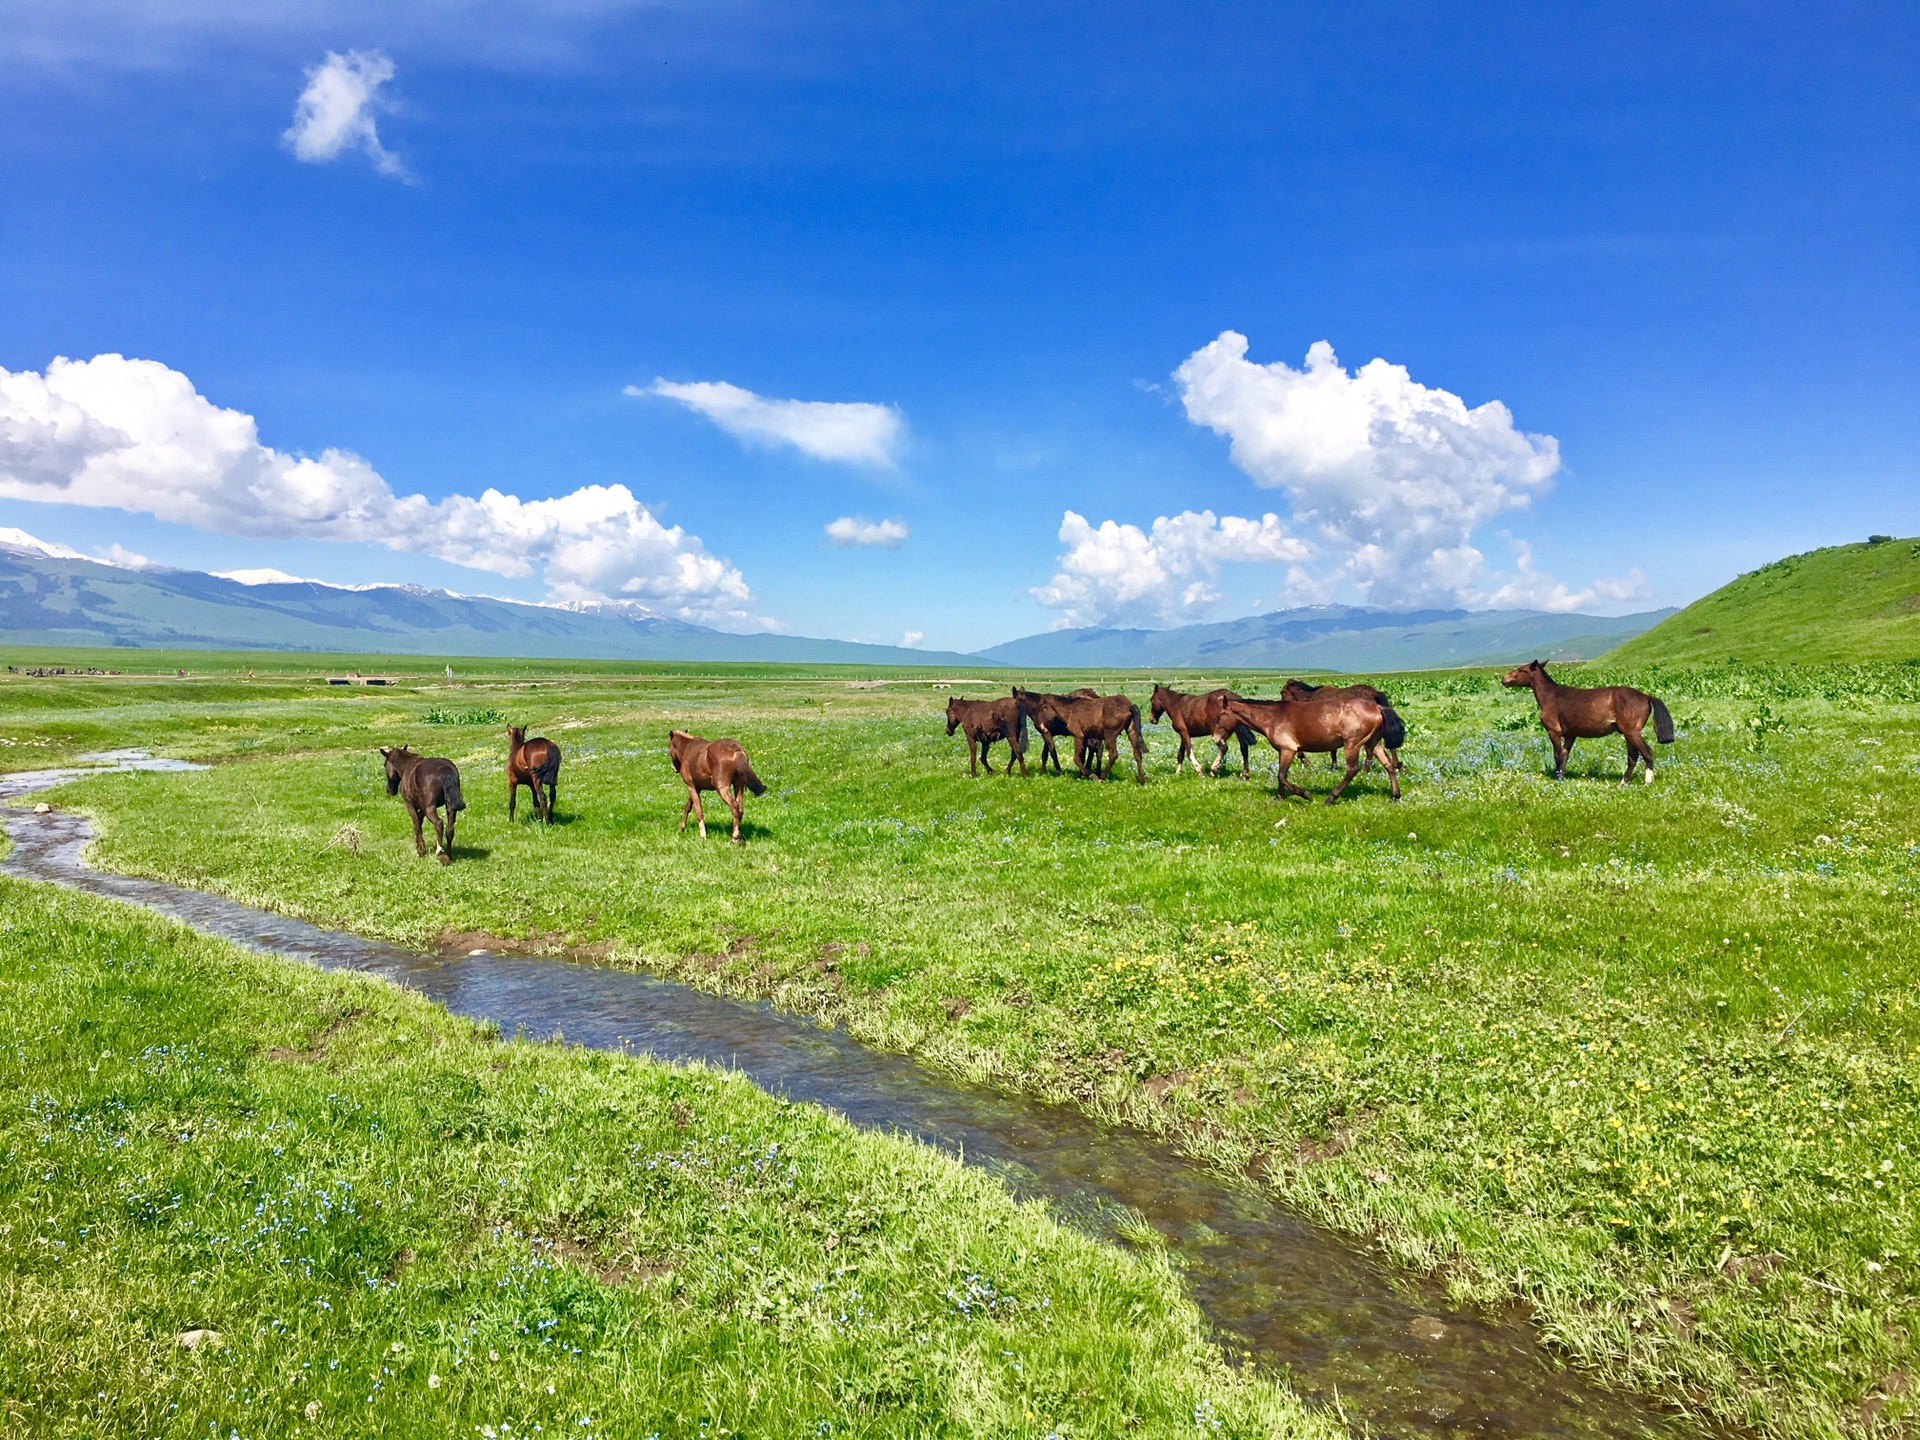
(0, 878, 1327, 1439)
(1610, 538, 1920, 665)
(6, 654, 1920, 1437)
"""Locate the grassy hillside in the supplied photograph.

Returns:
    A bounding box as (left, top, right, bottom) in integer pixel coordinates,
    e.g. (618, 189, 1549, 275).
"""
(1609, 536, 1920, 664)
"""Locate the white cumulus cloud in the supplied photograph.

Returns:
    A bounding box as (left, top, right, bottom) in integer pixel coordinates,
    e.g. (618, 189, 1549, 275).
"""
(1480, 540, 1650, 613)
(0, 354, 761, 628)
(899, 630, 923, 647)
(284, 49, 408, 179)
(1031, 509, 1312, 628)
(1159, 331, 1641, 613)
(638, 379, 903, 467)
(823, 515, 908, 548)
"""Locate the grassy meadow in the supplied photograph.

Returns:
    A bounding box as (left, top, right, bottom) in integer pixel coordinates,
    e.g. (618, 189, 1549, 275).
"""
(5, 647, 1920, 1436)
(0, 877, 1328, 1439)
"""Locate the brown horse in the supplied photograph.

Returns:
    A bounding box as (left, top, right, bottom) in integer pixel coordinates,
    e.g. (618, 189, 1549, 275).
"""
(506, 724, 562, 823)
(380, 746, 467, 863)
(1014, 688, 1146, 783)
(1017, 686, 1098, 775)
(1223, 695, 1401, 803)
(1148, 684, 1254, 777)
(1282, 680, 1403, 773)
(945, 696, 1029, 776)
(1500, 660, 1674, 783)
(669, 730, 766, 842)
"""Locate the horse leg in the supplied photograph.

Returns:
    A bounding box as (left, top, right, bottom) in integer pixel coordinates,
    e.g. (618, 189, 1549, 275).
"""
(410, 803, 428, 857)
(444, 804, 458, 858)
(1326, 744, 1363, 804)
(968, 734, 980, 776)
(981, 737, 997, 776)
(544, 774, 558, 820)
(527, 775, 546, 821)
(1239, 731, 1251, 779)
(680, 785, 695, 833)
(1624, 724, 1655, 785)
(427, 804, 450, 863)
(692, 788, 708, 840)
(508, 776, 518, 822)
(1276, 746, 1310, 799)
(720, 780, 743, 842)
(1549, 732, 1570, 780)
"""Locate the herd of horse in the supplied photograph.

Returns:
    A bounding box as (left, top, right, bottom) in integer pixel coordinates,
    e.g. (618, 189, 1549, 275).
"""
(946, 661, 1674, 802)
(377, 661, 1673, 859)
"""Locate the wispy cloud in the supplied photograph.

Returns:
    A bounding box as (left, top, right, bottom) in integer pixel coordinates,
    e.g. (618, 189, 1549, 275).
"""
(637, 379, 903, 467)
(823, 515, 908, 548)
(0, 354, 764, 629)
(284, 50, 409, 179)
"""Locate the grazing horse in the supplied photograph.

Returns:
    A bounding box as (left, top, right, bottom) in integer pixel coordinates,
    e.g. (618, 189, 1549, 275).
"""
(1014, 688, 1146, 783)
(380, 746, 467, 863)
(1148, 684, 1254, 777)
(1223, 695, 1401, 803)
(1017, 686, 1098, 775)
(1500, 660, 1674, 783)
(669, 730, 766, 842)
(506, 724, 562, 824)
(945, 696, 1029, 776)
(1282, 680, 1403, 773)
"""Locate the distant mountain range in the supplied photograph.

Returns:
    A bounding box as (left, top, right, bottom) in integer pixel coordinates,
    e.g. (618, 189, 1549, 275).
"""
(978, 604, 1673, 672)
(0, 528, 1670, 671)
(0, 532, 982, 667)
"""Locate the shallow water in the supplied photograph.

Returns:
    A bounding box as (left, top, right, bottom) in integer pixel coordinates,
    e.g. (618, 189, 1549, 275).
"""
(1, 755, 1706, 1439)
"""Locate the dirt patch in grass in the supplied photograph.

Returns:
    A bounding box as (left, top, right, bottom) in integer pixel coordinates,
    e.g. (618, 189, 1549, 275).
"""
(436, 928, 618, 963)
(264, 1005, 367, 1063)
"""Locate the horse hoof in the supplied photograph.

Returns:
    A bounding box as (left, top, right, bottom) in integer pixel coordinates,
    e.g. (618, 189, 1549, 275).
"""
(1644, 770, 1655, 784)
(438, 853, 452, 866)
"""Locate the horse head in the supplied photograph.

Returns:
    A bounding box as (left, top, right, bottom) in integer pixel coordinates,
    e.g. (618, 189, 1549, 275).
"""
(380, 745, 412, 795)
(945, 697, 963, 735)
(1500, 660, 1548, 689)
(1148, 685, 1170, 722)
(507, 724, 527, 749)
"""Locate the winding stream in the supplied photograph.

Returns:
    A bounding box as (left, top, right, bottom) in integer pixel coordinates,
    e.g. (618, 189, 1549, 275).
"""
(1, 753, 1704, 1439)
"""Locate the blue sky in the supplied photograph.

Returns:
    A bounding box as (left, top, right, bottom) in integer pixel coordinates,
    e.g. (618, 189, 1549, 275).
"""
(0, 1, 1914, 651)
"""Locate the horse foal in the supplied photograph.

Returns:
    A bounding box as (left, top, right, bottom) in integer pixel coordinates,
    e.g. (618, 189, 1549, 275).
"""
(507, 724, 562, 824)
(669, 730, 766, 842)
(380, 746, 467, 863)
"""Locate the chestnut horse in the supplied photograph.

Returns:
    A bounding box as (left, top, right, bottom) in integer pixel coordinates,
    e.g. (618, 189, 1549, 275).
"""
(1223, 694, 1401, 803)
(1500, 660, 1674, 783)
(1282, 680, 1403, 773)
(669, 730, 766, 842)
(506, 724, 562, 823)
(380, 746, 466, 863)
(1016, 686, 1097, 775)
(945, 696, 1029, 776)
(1014, 688, 1146, 783)
(1148, 684, 1254, 777)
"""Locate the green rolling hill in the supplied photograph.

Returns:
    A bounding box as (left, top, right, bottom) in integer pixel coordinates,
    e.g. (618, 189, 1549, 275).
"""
(1607, 536, 1920, 665)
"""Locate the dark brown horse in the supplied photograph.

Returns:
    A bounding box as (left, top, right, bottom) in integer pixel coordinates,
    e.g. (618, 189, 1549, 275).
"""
(1500, 660, 1674, 783)
(380, 746, 467, 863)
(1223, 694, 1401, 803)
(1014, 688, 1146, 783)
(1148, 684, 1254, 777)
(669, 730, 766, 842)
(1016, 686, 1098, 775)
(506, 724, 562, 823)
(1282, 680, 1404, 773)
(945, 696, 1029, 776)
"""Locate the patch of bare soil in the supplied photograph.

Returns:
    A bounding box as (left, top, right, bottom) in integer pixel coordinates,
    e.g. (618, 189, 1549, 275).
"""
(264, 1006, 367, 1063)
(436, 929, 617, 963)
(535, 1230, 672, 1288)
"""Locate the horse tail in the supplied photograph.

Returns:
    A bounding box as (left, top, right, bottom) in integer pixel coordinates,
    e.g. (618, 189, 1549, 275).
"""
(1650, 696, 1675, 745)
(1381, 705, 1407, 752)
(736, 755, 768, 796)
(445, 772, 467, 813)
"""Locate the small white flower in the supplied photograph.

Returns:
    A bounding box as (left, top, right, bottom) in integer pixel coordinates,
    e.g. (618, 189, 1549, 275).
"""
(429, 1373, 442, 1389)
